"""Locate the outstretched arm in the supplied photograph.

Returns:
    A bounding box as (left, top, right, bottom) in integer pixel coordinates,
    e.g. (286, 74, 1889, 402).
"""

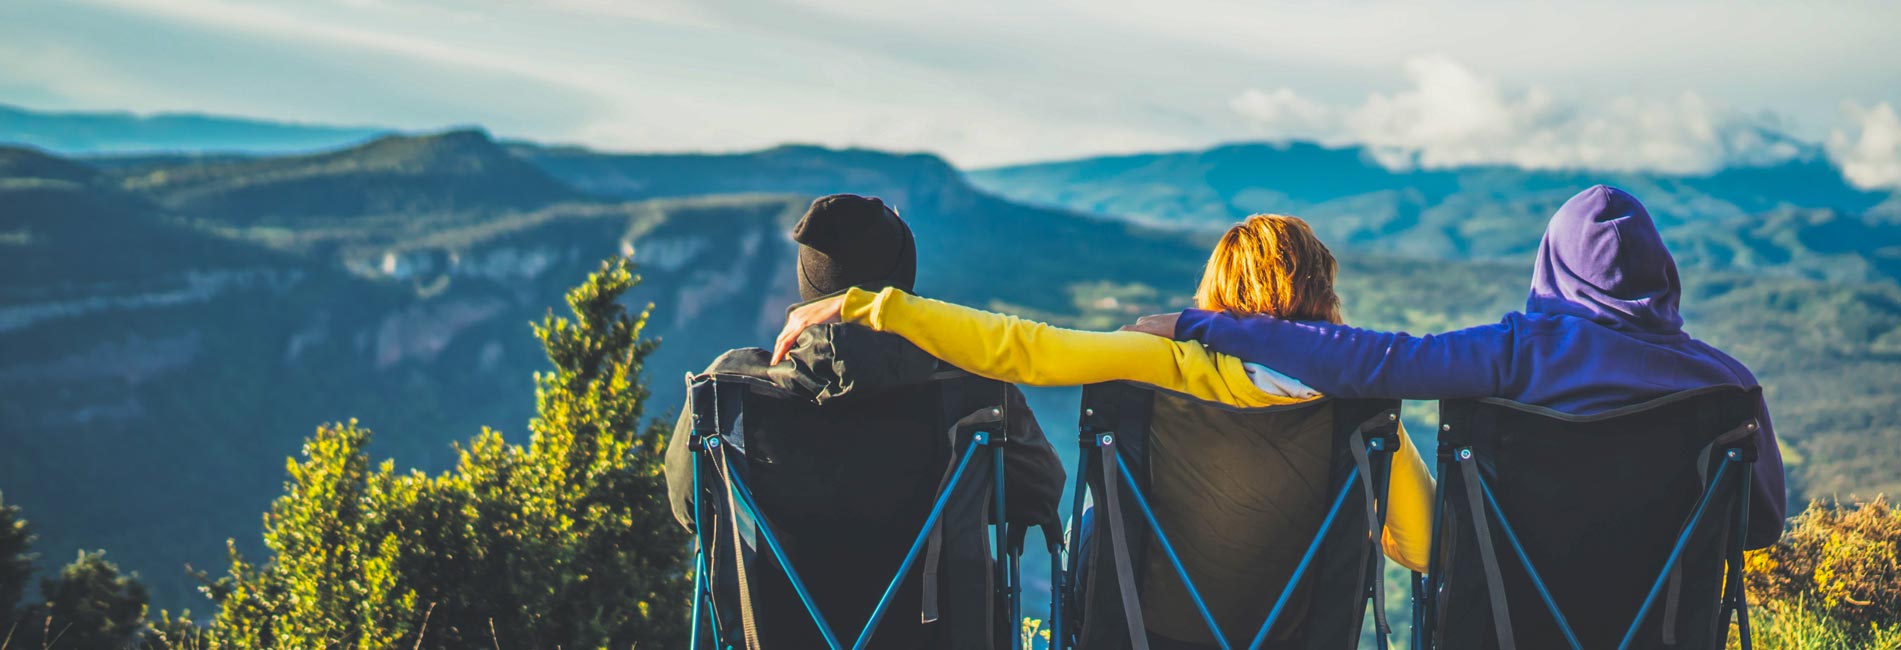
(1174, 309, 1513, 400)
(774, 288, 1313, 408)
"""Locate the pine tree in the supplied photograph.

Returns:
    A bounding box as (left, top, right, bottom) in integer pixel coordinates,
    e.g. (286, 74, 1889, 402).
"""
(0, 491, 35, 640)
(29, 551, 151, 650)
(208, 259, 691, 649)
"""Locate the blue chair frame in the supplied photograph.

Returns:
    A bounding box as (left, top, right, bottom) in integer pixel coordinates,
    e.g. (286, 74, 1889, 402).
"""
(684, 377, 1032, 650)
(1058, 401, 1402, 650)
(1418, 390, 1760, 650)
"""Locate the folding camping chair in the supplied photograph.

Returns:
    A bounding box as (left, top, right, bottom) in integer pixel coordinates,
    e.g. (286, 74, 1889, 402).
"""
(683, 370, 1045, 650)
(1419, 386, 1762, 650)
(1059, 382, 1405, 650)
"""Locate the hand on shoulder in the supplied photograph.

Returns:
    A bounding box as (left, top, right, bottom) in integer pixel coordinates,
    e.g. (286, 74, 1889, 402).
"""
(772, 294, 847, 365)
(1119, 312, 1181, 338)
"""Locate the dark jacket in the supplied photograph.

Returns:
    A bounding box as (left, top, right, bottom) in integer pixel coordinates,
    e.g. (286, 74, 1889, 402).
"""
(664, 321, 1065, 538)
(664, 323, 1065, 648)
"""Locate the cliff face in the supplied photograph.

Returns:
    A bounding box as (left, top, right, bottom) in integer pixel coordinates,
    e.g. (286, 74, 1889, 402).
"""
(0, 134, 815, 606)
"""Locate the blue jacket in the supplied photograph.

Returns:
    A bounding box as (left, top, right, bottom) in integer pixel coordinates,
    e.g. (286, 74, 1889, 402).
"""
(1176, 185, 1787, 548)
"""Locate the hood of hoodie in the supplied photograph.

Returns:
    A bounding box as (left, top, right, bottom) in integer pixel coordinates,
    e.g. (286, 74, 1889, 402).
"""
(697, 323, 943, 404)
(1527, 185, 1684, 334)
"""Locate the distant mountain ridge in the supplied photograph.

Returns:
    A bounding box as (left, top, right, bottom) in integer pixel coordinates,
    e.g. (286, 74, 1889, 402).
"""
(0, 103, 392, 155)
(119, 129, 577, 228)
(968, 141, 1901, 284)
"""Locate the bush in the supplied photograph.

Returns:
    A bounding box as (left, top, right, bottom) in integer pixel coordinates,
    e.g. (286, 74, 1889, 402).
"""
(207, 259, 690, 649)
(0, 492, 34, 631)
(1741, 497, 1901, 647)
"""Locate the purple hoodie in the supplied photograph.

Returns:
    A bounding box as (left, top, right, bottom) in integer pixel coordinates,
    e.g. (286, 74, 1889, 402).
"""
(1176, 185, 1786, 548)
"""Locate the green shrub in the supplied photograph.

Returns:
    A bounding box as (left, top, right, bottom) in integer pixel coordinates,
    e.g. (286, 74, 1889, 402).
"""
(207, 259, 690, 649)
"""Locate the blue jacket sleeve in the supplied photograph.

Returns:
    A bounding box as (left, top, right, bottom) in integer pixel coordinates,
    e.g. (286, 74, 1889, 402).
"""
(1174, 309, 1513, 400)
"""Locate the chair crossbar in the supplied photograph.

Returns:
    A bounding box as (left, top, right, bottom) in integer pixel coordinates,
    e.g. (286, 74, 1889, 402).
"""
(1615, 458, 1737, 650)
(1111, 448, 1237, 650)
(1248, 466, 1360, 650)
(1471, 468, 1584, 650)
(723, 450, 850, 650)
(697, 434, 993, 650)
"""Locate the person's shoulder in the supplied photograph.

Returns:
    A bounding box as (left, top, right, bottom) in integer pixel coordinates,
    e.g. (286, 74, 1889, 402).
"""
(699, 347, 773, 378)
(1503, 310, 1607, 338)
(1681, 336, 1760, 385)
(823, 322, 943, 367)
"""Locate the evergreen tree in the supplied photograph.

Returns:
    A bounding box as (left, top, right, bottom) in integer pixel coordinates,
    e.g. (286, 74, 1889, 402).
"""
(209, 259, 691, 649)
(28, 551, 151, 650)
(0, 491, 35, 640)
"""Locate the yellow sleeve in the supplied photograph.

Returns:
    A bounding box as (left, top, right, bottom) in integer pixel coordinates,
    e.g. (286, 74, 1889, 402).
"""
(840, 287, 1310, 409)
(1380, 422, 1435, 573)
(843, 287, 1435, 569)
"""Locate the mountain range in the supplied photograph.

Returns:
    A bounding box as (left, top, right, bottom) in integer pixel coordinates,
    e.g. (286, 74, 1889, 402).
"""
(970, 141, 1901, 284)
(0, 103, 391, 156)
(2, 107, 1899, 610)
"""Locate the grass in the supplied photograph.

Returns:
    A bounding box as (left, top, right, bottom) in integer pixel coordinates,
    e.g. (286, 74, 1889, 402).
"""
(1728, 598, 1901, 650)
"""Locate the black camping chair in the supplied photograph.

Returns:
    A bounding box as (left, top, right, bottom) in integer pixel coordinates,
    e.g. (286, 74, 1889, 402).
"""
(684, 370, 1051, 650)
(1059, 382, 1405, 650)
(1419, 386, 1762, 650)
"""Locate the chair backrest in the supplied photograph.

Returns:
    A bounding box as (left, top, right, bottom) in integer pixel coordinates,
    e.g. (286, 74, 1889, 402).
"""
(1425, 386, 1761, 650)
(1066, 382, 1402, 650)
(687, 371, 1017, 650)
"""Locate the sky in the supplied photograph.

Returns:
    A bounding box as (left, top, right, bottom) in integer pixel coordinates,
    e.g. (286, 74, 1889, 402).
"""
(1, 0, 1899, 185)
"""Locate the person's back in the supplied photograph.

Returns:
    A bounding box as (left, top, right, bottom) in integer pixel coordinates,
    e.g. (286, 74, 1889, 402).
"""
(662, 194, 1065, 648)
(1134, 392, 1336, 647)
(667, 326, 1059, 648)
(1172, 185, 1787, 547)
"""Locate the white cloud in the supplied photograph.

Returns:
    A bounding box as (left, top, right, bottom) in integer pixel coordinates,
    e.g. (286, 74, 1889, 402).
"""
(2, 1, 1895, 171)
(1232, 55, 1805, 174)
(1228, 89, 1331, 140)
(1828, 102, 1901, 190)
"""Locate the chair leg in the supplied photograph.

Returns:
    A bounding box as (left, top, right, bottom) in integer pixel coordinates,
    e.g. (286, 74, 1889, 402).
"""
(1731, 460, 1755, 650)
(1410, 571, 1426, 650)
(1420, 457, 1449, 650)
(992, 444, 1013, 648)
(1048, 541, 1064, 650)
(1056, 442, 1091, 650)
(690, 549, 705, 650)
(691, 446, 714, 649)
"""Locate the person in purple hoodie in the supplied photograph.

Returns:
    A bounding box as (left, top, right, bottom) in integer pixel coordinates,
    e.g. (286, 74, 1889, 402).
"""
(1126, 184, 1786, 548)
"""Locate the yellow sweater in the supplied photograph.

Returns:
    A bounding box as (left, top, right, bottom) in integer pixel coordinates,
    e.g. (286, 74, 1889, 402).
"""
(840, 287, 1435, 573)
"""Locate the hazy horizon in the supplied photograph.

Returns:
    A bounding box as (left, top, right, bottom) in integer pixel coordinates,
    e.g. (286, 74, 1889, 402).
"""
(3, 0, 1898, 184)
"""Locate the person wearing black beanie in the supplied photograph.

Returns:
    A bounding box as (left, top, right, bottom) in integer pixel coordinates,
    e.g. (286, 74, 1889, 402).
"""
(663, 193, 1064, 650)
(792, 194, 918, 301)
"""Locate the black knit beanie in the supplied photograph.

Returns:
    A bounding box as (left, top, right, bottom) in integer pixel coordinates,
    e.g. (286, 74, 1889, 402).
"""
(793, 194, 917, 301)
